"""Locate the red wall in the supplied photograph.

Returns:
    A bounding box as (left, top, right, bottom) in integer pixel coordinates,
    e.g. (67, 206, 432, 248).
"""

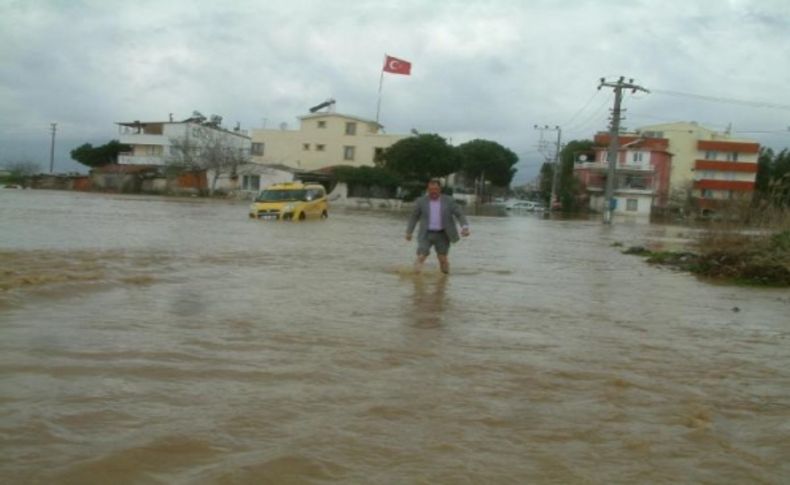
(176, 171, 207, 190)
(698, 140, 759, 154)
(694, 160, 758, 173)
(71, 177, 92, 191)
(694, 180, 755, 191)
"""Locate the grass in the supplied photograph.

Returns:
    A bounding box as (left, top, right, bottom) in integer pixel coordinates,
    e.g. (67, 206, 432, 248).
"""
(623, 206, 790, 286)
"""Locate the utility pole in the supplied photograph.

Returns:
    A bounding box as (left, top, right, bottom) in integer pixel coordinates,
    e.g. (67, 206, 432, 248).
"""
(598, 77, 649, 224)
(49, 123, 57, 173)
(534, 124, 562, 211)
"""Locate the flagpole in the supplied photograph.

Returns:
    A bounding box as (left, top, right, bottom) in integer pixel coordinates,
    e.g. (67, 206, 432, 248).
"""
(375, 54, 385, 124)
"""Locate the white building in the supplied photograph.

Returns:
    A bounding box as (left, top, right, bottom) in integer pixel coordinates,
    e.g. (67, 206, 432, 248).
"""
(249, 111, 408, 171)
(208, 163, 295, 197)
(116, 118, 252, 166)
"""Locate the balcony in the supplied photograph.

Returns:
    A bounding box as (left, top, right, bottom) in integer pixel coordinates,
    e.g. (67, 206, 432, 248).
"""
(698, 140, 759, 154)
(118, 133, 169, 146)
(575, 161, 652, 173)
(118, 154, 165, 165)
(694, 160, 757, 173)
(693, 180, 754, 192)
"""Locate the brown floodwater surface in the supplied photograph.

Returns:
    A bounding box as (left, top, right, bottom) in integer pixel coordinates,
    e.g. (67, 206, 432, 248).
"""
(1, 190, 788, 483)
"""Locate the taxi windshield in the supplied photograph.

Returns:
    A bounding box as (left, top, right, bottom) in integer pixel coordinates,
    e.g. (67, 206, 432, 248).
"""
(255, 189, 306, 202)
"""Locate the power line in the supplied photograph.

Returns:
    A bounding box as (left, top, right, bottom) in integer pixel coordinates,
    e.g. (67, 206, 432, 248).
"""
(734, 129, 790, 134)
(564, 92, 613, 135)
(651, 88, 790, 111)
(561, 89, 601, 128)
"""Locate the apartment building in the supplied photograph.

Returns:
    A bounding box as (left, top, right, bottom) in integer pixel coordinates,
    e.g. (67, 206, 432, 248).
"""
(579, 122, 760, 213)
(575, 134, 672, 215)
(635, 122, 759, 208)
(116, 118, 251, 166)
(249, 112, 408, 171)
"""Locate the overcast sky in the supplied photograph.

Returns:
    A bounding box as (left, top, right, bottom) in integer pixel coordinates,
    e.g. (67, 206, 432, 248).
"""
(1, 0, 788, 181)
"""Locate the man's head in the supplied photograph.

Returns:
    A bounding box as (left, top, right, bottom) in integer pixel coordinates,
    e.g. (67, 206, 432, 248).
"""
(427, 178, 442, 199)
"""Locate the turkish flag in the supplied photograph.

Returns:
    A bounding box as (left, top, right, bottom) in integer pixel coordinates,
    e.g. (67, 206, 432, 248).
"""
(383, 55, 411, 75)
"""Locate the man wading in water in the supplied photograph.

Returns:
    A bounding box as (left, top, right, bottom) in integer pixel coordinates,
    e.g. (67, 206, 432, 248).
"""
(405, 178, 470, 274)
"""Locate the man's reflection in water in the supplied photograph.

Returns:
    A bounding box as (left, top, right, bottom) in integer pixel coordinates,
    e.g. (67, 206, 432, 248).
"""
(408, 274, 449, 328)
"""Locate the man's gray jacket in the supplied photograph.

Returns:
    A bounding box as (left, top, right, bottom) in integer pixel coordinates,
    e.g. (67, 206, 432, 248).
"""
(406, 194, 469, 243)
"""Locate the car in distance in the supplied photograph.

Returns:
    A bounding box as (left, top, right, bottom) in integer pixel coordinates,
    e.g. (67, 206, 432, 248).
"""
(505, 200, 546, 212)
(249, 182, 328, 221)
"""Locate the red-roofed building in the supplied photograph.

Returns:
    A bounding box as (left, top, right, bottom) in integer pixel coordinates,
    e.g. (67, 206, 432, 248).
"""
(575, 122, 761, 214)
(574, 134, 672, 215)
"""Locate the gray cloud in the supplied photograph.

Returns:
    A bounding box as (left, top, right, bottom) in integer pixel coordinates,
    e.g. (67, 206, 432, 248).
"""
(1, 0, 788, 180)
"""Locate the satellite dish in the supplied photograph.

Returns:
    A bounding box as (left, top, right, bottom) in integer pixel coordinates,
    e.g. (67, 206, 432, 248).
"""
(579, 154, 588, 162)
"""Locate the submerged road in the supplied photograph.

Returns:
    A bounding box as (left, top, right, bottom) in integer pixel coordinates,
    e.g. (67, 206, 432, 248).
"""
(1, 190, 788, 483)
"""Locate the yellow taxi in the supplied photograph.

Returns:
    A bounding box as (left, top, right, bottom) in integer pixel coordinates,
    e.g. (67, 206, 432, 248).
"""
(249, 182, 328, 221)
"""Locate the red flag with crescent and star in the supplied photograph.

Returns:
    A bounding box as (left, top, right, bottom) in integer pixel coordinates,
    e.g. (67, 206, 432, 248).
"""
(383, 55, 411, 75)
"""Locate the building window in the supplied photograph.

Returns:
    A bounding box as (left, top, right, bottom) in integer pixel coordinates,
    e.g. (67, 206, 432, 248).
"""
(317, 120, 326, 129)
(343, 146, 355, 161)
(242, 175, 260, 191)
(316, 144, 325, 151)
(631, 151, 643, 163)
(702, 189, 713, 198)
(626, 199, 638, 211)
(345, 122, 357, 135)
(705, 151, 718, 160)
(143, 145, 163, 156)
(726, 152, 739, 161)
(251, 143, 264, 156)
(303, 143, 310, 151)
(374, 147, 385, 163)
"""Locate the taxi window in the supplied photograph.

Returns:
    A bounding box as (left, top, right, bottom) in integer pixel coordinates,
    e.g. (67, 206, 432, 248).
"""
(306, 188, 325, 201)
(256, 189, 306, 202)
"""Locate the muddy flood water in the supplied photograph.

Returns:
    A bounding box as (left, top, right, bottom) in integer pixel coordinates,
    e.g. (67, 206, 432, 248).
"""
(1, 190, 788, 484)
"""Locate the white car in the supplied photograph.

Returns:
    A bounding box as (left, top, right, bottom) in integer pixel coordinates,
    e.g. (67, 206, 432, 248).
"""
(506, 200, 546, 212)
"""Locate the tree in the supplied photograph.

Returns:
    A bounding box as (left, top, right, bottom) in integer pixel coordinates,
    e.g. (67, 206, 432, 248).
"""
(457, 139, 518, 188)
(556, 139, 594, 212)
(332, 165, 403, 198)
(754, 147, 774, 200)
(333, 165, 402, 188)
(167, 123, 250, 194)
(2, 159, 40, 187)
(755, 147, 790, 208)
(382, 134, 459, 182)
(70, 140, 130, 168)
(668, 181, 694, 213)
(538, 161, 554, 205)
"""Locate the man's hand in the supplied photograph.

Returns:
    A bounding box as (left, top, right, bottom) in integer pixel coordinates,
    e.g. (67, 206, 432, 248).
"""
(405, 233, 412, 241)
(461, 227, 470, 237)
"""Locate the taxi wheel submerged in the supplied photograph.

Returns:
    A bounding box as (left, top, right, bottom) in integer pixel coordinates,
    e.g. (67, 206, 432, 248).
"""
(298, 212, 306, 221)
(321, 210, 328, 219)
